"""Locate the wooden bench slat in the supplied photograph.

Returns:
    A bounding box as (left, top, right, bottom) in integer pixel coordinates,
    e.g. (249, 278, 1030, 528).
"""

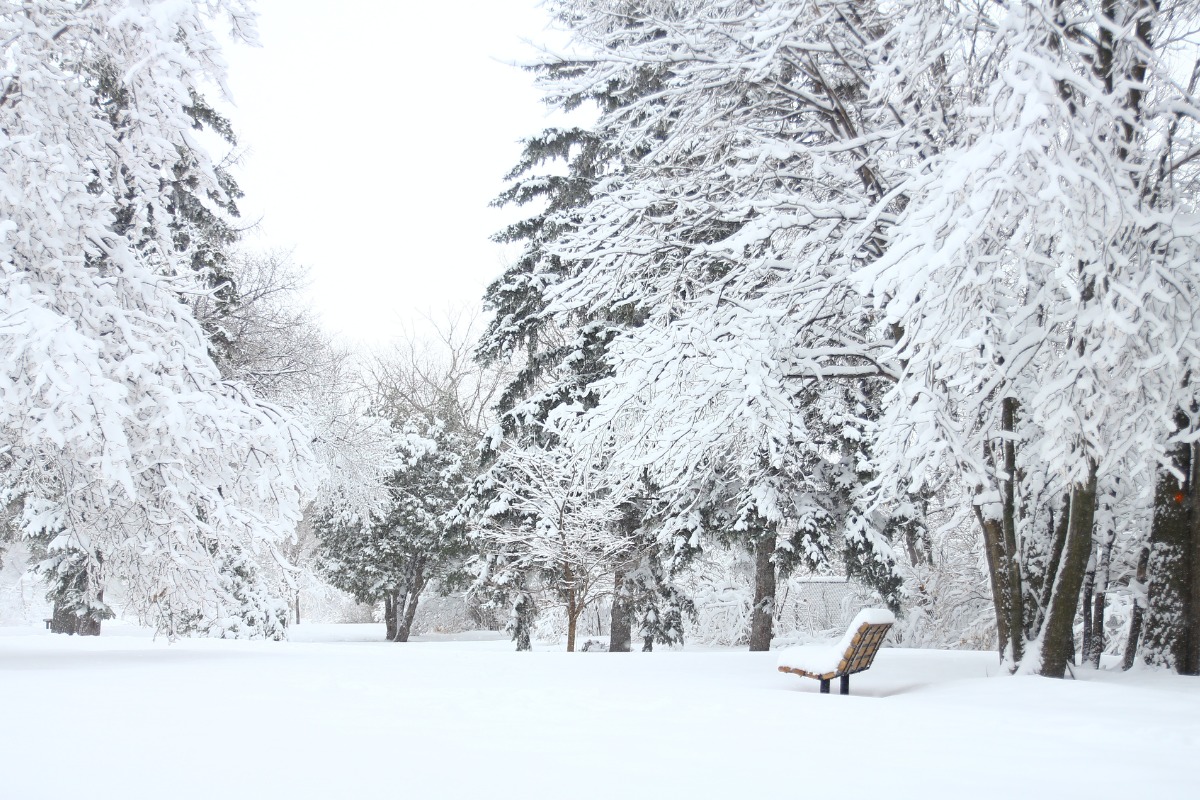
(776, 609, 894, 695)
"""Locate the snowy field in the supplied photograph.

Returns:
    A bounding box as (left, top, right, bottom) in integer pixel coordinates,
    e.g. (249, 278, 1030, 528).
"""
(2, 625, 1197, 800)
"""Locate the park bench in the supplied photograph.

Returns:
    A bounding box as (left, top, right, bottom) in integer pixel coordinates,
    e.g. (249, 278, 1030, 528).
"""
(776, 608, 895, 695)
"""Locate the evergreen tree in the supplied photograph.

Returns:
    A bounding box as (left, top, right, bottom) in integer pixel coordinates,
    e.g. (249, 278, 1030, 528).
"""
(0, 0, 320, 638)
(483, 1, 918, 653)
(317, 415, 471, 642)
(475, 13, 693, 651)
(25, 47, 287, 638)
(30, 540, 113, 636)
(527, 0, 1200, 673)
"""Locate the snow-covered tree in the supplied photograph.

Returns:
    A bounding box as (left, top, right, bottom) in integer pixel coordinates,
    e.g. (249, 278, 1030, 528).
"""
(470, 429, 632, 651)
(200, 250, 397, 525)
(0, 0, 320, 637)
(857, 0, 1200, 675)
(505, 0, 910, 652)
(315, 317, 503, 641)
(191, 250, 399, 625)
(519, 0, 1200, 674)
(369, 310, 506, 442)
(317, 415, 471, 642)
(480, 9, 771, 652)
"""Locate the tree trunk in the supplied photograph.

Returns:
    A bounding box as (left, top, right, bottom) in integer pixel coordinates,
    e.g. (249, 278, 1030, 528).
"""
(609, 565, 632, 652)
(1187, 442, 1200, 675)
(1081, 557, 1096, 666)
(1088, 586, 1106, 668)
(76, 617, 101, 636)
(999, 397, 1026, 656)
(975, 509, 1013, 660)
(1118, 544, 1147, 671)
(294, 592, 301, 626)
(394, 593, 420, 643)
(48, 555, 105, 636)
(76, 583, 104, 637)
(748, 531, 777, 652)
(393, 571, 427, 643)
(1030, 496, 1070, 639)
(1123, 546, 1150, 670)
(1144, 436, 1193, 671)
(560, 558, 580, 652)
(383, 594, 398, 642)
(513, 592, 534, 651)
(566, 587, 578, 653)
(1123, 604, 1144, 671)
(1088, 530, 1115, 668)
(49, 603, 79, 635)
(1040, 464, 1098, 677)
(900, 504, 930, 566)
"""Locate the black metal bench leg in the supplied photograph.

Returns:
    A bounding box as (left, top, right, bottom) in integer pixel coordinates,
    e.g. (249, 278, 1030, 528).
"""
(820, 679, 830, 694)
(840, 675, 850, 695)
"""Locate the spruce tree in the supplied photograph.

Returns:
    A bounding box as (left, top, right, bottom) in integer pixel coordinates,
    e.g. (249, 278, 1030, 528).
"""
(25, 53, 276, 637)
(474, 28, 687, 650)
(317, 415, 472, 642)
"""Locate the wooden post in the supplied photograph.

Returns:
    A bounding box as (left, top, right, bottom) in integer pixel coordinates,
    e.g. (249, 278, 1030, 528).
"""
(819, 679, 830, 694)
(840, 674, 850, 695)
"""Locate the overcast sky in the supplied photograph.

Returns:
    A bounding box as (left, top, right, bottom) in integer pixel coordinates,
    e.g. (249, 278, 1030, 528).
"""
(219, 0, 560, 346)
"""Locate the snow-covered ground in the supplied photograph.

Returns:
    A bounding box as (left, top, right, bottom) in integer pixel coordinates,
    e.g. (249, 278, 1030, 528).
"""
(1, 624, 1196, 799)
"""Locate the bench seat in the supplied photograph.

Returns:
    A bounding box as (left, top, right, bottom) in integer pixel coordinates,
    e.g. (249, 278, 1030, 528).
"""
(777, 608, 895, 694)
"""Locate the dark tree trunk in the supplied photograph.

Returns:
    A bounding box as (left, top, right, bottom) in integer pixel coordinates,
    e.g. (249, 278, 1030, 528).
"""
(49, 603, 79, 635)
(1030, 496, 1071, 639)
(1081, 558, 1096, 665)
(972, 401, 1030, 663)
(513, 593, 534, 652)
(383, 594, 398, 642)
(1123, 604, 1145, 671)
(1087, 530, 1115, 668)
(975, 406, 1029, 664)
(561, 561, 579, 652)
(609, 565, 632, 652)
(902, 529, 922, 566)
(1144, 436, 1193, 671)
(748, 531, 777, 652)
(393, 569, 427, 643)
(976, 511, 1013, 660)
(1187, 442, 1200, 675)
(1088, 587, 1106, 668)
(76, 584, 104, 637)
(566, 604, 579, 653)
(1040, 465, 1098, 677)
(48, 557, 105, 637)
(394, 593, 421, 643)
(1123, 546, 1150, 670)
(999, 397, 1026, 655)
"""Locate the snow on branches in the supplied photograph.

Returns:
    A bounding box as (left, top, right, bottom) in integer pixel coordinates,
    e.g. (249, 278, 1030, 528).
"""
(0, 1, 320, 636)
(500, 0, 1200, 668)
(470, 424, 634, 651)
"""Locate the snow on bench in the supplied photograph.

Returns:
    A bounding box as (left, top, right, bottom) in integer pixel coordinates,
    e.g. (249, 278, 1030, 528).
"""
(776, 608, 895, 695)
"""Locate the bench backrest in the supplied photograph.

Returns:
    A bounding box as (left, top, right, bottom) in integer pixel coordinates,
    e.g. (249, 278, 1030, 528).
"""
(836, 621, 893, 676)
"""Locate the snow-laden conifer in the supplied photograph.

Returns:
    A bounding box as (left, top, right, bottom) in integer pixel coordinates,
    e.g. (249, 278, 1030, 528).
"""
(525, 0, 1200, 670)
(0, 1, 320, 636)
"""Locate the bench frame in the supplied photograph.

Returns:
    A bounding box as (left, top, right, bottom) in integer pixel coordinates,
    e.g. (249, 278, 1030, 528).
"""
(777, 619, 893, 695)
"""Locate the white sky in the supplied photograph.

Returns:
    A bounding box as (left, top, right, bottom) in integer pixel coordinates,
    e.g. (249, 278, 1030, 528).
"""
(219, 0, 560, 347)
